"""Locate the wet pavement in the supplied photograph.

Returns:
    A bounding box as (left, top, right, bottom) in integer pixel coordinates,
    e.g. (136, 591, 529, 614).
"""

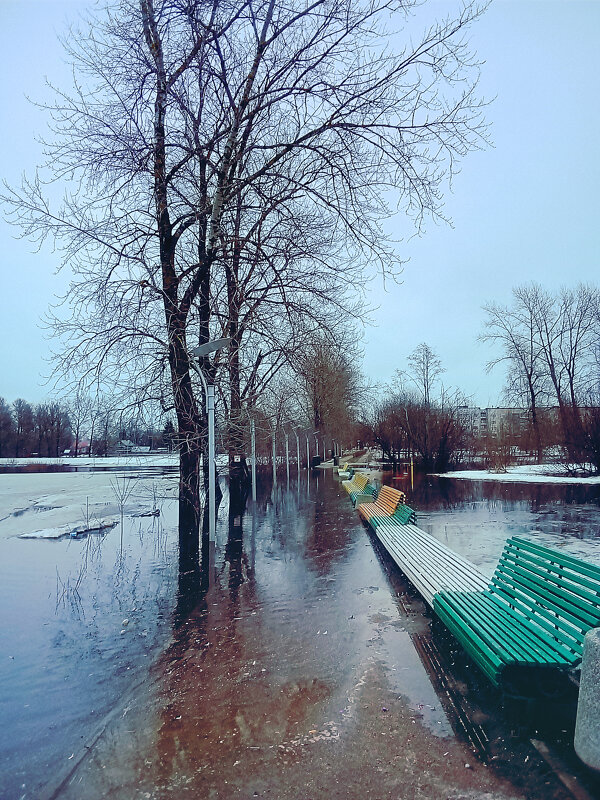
(34, 472, 600, 800)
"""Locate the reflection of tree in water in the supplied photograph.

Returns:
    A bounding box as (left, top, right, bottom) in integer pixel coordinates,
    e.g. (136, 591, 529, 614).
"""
(258, 471, 359, 578)
(151, 479, 343, 794)
(224, 478, 251, 603)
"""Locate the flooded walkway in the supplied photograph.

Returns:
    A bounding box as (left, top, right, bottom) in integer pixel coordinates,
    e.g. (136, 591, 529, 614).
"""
(44, 472, 597, 800)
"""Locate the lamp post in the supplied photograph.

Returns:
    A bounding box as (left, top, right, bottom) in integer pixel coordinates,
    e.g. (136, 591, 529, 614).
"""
(191, 337, 232, 541)
(250, 417, 257, 502)
(284, 429, 290, 485)
(293, 429, 300, 473)
(271, 420, 277, 487)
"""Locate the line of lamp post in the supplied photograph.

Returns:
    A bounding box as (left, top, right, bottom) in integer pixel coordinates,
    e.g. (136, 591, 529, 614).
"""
(189, 336, 344, 541)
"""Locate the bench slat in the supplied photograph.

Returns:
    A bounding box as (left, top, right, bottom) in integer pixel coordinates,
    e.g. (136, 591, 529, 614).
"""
(434, 595, 506, 683)
(500, 547, 600, 603)
(465, 591, 572, 663)
(437, 590, 549, 665)
(509, 537, 600, 582)
(485, 588, 583, 658)
(371, 520, 487, 606)
(357, 486, 405, 521)
(493, 559, 600, 628)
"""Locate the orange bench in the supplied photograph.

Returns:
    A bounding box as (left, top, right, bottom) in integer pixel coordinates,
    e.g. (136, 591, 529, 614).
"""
(357, 485, 406, 525)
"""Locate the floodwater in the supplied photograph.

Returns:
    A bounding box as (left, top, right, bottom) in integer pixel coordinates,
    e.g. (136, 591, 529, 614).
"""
(2, 467, 600, 799)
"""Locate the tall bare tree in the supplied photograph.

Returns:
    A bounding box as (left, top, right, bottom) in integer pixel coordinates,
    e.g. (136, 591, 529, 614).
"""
(5, 0, 488, 549)
(405, 342, 445, 409)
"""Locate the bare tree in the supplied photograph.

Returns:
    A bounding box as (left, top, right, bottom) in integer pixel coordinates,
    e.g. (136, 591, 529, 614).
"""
(294, 335, 364, 446)
(481, 284, 548, 462)
(4, 0, 489, 548)
(13, 399, 34, 458)
(405, 343, 445, 409)
(68, 388, 92, 457)
(482, 282, 600, 464)
(527, 283, 598, 460)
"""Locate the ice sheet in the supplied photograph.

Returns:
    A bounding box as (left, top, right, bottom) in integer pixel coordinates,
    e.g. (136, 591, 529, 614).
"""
(0, 469, 177, 541)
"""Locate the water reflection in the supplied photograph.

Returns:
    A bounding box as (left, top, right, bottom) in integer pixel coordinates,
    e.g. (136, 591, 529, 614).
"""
(384, 473, 600, 574)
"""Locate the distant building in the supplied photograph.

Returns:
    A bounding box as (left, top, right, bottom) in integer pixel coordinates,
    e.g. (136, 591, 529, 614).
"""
(458, 406, 530, 439)
(113, 440, 151, 455)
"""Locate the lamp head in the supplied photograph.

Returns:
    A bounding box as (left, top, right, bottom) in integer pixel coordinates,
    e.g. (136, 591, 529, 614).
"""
(192, 337, 232, 358)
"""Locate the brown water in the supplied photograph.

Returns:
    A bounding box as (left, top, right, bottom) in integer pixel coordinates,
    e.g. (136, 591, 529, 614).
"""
(2, 468, 600, 799)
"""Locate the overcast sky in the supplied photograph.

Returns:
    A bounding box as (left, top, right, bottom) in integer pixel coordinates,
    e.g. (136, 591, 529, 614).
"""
(0, 0, 598, 407)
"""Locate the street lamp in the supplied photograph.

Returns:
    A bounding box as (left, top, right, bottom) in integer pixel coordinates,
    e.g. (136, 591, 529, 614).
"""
(293, 428, 301, 473)
(191, 337, 232, 541)
(250, 415, 257, 502)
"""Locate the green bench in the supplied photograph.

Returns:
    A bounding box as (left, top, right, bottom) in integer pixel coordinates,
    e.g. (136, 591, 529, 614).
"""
(371, 501, 416, 527)
(392, 504, 416, 525)
(433, 537, 600, 692)
(342, 472, 376, 505)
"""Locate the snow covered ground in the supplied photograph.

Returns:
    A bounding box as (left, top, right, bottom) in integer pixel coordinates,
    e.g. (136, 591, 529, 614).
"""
(433, 463, 600, 485)
(0, 454, 178, 468)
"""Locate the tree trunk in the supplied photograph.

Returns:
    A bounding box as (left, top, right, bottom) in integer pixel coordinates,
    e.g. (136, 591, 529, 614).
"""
(528, 385, 542, 464)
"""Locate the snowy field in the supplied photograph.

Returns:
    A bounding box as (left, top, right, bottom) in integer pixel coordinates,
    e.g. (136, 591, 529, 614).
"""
(0, 453, 178, 468)
(433, 463, 600, 485)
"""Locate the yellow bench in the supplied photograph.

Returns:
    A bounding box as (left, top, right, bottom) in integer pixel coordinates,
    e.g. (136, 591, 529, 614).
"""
(342, 472, 376, 505)
(357, 486, 406, 524)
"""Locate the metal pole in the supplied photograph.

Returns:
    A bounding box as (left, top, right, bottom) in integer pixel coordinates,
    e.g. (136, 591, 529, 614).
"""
(251, 418, 257, 502)
(272, 422, 277, 486)
(207, 384, 216, 541)
(306, 435, 310, 470)
(295, 431, 300, 473)
(285, 432, 290, 484)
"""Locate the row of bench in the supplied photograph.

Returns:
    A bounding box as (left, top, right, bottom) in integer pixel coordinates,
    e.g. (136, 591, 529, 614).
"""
(341, 472, 600, 694)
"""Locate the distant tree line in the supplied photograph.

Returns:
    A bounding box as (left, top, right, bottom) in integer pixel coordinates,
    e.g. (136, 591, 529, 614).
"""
(0, 395, 176, 458)
(482, 283, 600, 472)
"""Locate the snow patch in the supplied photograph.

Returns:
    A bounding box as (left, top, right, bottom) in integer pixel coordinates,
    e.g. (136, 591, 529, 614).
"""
(19, 519, 119, 540)
(433, 464, 600, 485)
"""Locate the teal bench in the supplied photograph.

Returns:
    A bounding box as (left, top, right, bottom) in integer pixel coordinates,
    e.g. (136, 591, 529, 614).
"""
(342, 472, 376, 505)
(393, 504, 416, 525)
(433, 537, 600, 693)
(363, 499, 416, 530)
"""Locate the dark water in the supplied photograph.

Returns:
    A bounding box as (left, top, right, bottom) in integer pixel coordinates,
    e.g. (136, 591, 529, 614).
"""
(0, 489, 180, 800)
(2, 468, 600, 799)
